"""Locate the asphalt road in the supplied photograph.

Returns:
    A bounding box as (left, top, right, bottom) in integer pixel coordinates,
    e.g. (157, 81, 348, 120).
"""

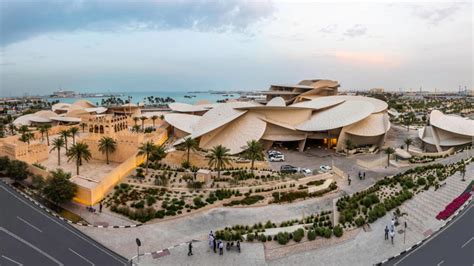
(0, 181, 128, 266)
(387, 202, 474, 266)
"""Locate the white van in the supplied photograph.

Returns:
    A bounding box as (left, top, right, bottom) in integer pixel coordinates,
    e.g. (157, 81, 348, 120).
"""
(269, 154, 285, 162)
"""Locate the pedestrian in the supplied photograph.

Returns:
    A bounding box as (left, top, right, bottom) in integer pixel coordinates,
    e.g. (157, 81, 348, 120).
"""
(390, 230, 395, 244)
(219, 241, 224, 255)
(209, 234, 214, 251)
(348, 176, 351, 186)
(391, 218, 395, 231)
(363, 172, 366, 180)
(99, 202, 103, 213)
(384, 225, 389, 240)
(188, 242, 193, 256)
(213, 237, 217, 253)
(358, 171, 361, 180)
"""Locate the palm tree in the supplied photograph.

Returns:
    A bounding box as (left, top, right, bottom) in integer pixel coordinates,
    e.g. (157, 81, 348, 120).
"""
(69, 127, 79, 145)
(404, 112, 415, 131)
(44, 124, 51, 145)
(50, 137, 65, 165)
(132, 124, 141, 133)
(59, 129, 71, 151)
(384, 147, 395, 167)
(39, 125, 47, 142)
(138, 141, 157, 175)
(344, 139, 354, 155)
(182, 137, 198, 166)
(133, 117, 139, 126)
(206, 145, 231, 179)
(79, 122, 87, 133)
(8, 123, 16, 135)
(98, 136, 117, 164)
(151, 115, 159, 128)
(159, 114, 164, 121)
(18, 125, 29, 135)
(243, 140, 263, 172)
(404, 138, 413, 152)
(66, 142, 92, 175)
(140, 116, 146, 131)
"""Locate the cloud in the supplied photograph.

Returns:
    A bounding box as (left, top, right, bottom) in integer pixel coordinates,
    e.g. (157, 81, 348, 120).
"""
(329, 51, 401, 68)
(411, 3, 466, 25)
(319, 24, 338, 34)
(0, 0, 275, 46)
(343, 24, 367, 38)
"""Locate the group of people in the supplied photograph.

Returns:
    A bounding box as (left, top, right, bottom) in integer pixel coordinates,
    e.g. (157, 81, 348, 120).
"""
(384, 218, 396, 244)
(358, 171, 366, 180)
(208, 231, 225, 255)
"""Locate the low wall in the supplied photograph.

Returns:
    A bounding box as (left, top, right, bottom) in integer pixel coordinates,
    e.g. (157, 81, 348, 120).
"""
(332, 166, 345, 179)
(409, 147, 454, 157)
(73, 130, 168, 205)
(357, 156, 387, 169)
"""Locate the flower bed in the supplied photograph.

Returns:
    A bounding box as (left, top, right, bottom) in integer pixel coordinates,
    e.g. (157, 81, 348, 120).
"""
(436, 192, 471, 220)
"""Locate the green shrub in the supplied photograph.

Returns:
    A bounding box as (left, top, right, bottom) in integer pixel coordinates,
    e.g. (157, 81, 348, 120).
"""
(277, 232, 290, 245)
(258, 234, 267, 242)
(307, 230, 316, 241)
(333, 225, 343, 237)
(355, 216, 365, 226)
(293, 228, 304, 242)
(246, 233, 254, 242)
(323, 227, 332, 238)
(417, 177, 426, 186)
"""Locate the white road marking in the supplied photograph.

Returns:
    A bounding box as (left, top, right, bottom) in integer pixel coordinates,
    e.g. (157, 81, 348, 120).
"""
(69, 248, 95, 266)
(1, 255, 23, 265)
(461, 237, 473, 248)
(0, 227, 63, 266)
(437, 260, 444, 266)
(0, 185, 126, 265)
(17, 216, 42, 233)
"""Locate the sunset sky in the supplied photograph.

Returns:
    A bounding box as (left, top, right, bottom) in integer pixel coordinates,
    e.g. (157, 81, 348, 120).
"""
(0, 0, 472, 96)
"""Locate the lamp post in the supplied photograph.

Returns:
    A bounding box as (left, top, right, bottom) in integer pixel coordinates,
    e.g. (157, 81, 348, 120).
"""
(136, 238, 141, 263)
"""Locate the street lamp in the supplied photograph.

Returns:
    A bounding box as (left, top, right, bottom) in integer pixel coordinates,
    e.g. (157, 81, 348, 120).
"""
(136, 238, 141, 263)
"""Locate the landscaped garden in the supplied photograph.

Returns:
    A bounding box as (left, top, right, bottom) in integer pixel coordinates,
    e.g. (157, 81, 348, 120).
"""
(336, 159, 471, 229)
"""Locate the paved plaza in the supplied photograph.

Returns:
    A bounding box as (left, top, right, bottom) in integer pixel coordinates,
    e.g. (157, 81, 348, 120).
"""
(73, 148, 473, 265)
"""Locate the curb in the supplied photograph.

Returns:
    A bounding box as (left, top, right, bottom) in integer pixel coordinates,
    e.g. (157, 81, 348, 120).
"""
(375, 193, 473, 265)
(129, 240, 199, 263)
(0, 179, 142, 229)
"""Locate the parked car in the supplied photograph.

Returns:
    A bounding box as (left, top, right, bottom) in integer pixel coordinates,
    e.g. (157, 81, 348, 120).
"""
(269, 154, 285, 162)
(280, 165, 298, 173)
(268, 150, 282, 156)
(299, 168, 312, 174)
(319, 165, 332, 172)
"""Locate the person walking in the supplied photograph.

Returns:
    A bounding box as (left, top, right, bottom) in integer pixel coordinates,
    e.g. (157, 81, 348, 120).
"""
(188, 242, 193, 256)
(390, 230, 395, 244)
(218, 241, 224, 255)
(384, 225, 389, 240)
(391, 218, 395, 231)
(99, 202, 103, 213)
(348, 176, 351, 186)
(213, 237, 217, 253)
(363, 172, 366, 180)
(208, 233, 214, 251)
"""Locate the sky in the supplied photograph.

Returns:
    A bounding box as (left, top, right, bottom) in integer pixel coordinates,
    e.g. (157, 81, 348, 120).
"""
(0, 0, 472, 96)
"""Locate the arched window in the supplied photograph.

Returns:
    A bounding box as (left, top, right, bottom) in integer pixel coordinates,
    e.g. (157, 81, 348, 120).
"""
(94, 125, 99, 133)
(99, 125, 104, 134)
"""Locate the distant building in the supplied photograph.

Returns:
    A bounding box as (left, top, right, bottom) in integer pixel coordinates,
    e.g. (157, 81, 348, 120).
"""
(262, 79, 340, 104)
(52, 90, 76, 98)
(369, 88, 384, 94)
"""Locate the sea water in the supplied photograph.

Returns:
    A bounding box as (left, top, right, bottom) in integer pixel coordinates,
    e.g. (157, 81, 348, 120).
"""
(46, 91, 239, 105)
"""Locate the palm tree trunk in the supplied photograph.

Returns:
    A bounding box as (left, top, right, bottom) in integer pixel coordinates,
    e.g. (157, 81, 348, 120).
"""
(41, 132, 44, 142)
(46, 132, 50, 146)
(387, 155, 390, 167)
(251, 159, 255, 173)
(76, 160, 80, 175)
(64, 137, 68, 151)
(187, 148, 190, 164)
(145, 153, 149, 175)
(153, 120, 156, 128)
(57, 149, 61, 165)
(73, 135, 75, 145)
(142, 121, 144, 131)
(106, 150, 109, 164)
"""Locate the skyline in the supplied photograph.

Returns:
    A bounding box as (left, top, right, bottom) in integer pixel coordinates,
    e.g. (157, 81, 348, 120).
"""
(0, 0, 472, 97)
